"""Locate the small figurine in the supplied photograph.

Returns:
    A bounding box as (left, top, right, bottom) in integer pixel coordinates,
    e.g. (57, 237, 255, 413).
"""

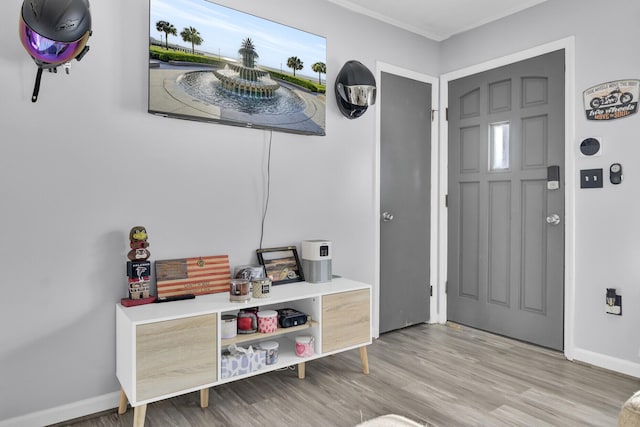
(128, 226, 151, 261)
(126, 226, 151, 300)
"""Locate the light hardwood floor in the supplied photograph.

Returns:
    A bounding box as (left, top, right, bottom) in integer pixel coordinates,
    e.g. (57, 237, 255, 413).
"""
(55, 323, 639, 426)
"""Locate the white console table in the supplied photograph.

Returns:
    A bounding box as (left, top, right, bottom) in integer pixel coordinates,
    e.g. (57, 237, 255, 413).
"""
(115, 278, 372, 427)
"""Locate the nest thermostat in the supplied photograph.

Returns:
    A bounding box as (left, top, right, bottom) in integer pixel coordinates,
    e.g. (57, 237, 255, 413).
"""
(580, 137, 601, 156)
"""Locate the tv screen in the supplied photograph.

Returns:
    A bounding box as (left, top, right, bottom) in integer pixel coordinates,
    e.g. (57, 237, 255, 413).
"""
(149, 0, 327, 136)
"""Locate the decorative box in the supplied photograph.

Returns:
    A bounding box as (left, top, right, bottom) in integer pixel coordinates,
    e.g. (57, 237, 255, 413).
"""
(220, 345, 266, 379)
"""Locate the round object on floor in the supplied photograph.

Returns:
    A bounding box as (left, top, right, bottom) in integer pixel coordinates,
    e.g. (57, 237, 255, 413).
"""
(619, 391, 640, 427)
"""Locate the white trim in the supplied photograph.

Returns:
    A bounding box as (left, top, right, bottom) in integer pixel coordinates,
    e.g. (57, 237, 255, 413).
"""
(438, 37, 577, 360)
(0, 391, 120, 427)
(572, 348, 640, 378)
(325, 0, 445, 41)
(324, 0, 549, 42)
(374, 62, 440, 338)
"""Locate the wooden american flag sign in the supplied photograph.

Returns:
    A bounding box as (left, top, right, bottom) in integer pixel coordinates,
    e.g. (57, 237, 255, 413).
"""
(155, 255, 231, 298)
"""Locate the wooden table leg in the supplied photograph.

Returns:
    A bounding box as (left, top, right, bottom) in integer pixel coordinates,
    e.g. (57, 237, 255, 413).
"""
(118, 389, 128, 415)
(359, 346, 370, 375)
(200, 388, 209, 408)
(133, 404, 147, 427)
(297, 362, 306, 379)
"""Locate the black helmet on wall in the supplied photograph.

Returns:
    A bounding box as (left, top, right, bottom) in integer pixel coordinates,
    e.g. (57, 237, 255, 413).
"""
(335, 60, 377, 119)
(19, 0, 92, 102)
(19, 0, 92, 68)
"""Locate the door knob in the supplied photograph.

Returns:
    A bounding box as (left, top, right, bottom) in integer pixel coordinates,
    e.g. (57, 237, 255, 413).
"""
(382, 211, 394, 222)
(546, 213, 560, 225)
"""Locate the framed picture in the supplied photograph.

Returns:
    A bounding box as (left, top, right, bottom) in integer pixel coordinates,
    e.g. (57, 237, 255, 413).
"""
(256, 246, 304, 285)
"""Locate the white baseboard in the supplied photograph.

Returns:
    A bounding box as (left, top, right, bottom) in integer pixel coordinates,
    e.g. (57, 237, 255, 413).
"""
(572, 347, 640, 378)
(0, 391, 120, 427)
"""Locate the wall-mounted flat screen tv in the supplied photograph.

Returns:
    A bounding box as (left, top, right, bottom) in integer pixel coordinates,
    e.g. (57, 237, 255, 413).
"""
(149, 0, 327, 136)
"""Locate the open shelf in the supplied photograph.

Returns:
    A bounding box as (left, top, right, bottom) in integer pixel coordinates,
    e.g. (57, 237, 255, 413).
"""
(217, 340, 315, 385)
(221, 320, 317, 347)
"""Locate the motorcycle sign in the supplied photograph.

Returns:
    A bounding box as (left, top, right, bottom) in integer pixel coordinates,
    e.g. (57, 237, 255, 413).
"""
(583, 80, 639, 121)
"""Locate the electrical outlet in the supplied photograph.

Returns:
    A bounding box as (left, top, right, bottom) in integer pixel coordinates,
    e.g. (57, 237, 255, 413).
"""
(580, 169, 603, 188)
(605, 304, 621, 315)
(606, 288, 622, 315)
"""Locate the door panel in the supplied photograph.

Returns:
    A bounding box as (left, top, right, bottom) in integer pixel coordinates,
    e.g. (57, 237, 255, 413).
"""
(379, 72, 431, 334)
(136, 314, 217, 401)
(488, 180, 510, 306)
(447, 50, 565, 350)
(459, 182, 480, 300)
(322, 289, 371, 353)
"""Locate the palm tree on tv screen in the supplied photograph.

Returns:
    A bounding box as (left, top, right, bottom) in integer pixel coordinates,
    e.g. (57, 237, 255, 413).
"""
(181, 26, 203, 55)
(312, 62, 326, 85)
(287, 56, 303, 77)
(156, 21, 176, 50)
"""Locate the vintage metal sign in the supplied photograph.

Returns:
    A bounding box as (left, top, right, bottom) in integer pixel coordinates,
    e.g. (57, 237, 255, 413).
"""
(583, 79, 639, 121)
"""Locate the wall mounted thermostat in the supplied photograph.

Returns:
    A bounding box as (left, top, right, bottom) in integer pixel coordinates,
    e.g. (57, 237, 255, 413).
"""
(579, 137, 602, 156)
(610, 163, 623, 184)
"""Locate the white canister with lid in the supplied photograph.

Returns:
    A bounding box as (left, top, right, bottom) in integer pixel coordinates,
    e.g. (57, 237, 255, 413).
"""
(259, 341, 279, 365)
(221, 314, 237, 339)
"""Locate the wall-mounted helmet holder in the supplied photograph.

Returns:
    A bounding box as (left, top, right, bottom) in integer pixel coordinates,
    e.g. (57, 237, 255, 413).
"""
(19, 0, 92, 102)
(335, 60, 377, 119)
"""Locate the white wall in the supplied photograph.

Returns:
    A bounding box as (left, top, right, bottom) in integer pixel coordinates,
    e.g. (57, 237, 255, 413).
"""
(4, 0, 639, 423)
(0, 0, 439, 423)
(441, 0, 640, 374)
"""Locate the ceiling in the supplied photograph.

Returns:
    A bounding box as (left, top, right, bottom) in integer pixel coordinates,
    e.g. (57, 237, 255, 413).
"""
(325, 0, 549, 41)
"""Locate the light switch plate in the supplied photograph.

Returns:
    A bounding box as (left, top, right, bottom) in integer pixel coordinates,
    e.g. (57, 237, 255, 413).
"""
(580, 169, 603, 188)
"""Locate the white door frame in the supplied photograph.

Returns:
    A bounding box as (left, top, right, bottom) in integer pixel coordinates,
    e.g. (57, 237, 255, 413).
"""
(373, 62, 440, 338)
(438, 37, 576, 360)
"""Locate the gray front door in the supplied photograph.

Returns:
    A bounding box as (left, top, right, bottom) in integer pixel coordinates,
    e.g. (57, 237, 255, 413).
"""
(447, 50, 565, 350)
(380, 71, 431, 334)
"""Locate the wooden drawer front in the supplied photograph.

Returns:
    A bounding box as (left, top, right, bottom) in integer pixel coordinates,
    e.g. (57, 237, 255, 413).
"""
(322, 289, 370, 353)
(136, 314, 217, 401)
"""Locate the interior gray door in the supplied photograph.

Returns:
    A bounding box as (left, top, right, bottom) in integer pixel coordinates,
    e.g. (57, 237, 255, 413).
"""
(447, 50, 565, 350)
(380, 72, 431, 334)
